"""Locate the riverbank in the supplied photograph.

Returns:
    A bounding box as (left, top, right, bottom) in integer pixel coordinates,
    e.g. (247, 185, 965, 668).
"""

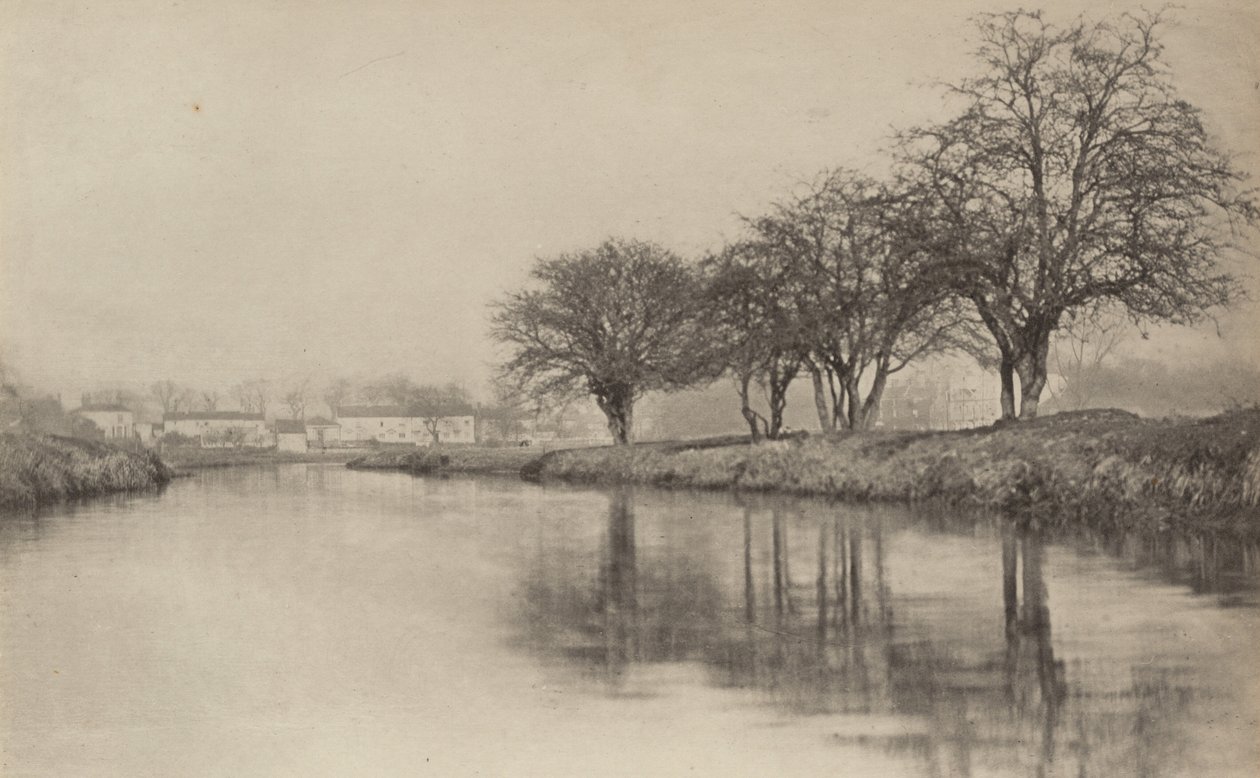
(526, 409, 1260, 535)
(0, 433, 173, 509)
(347, 446, 542, 475)
(161, 446, 364, 472)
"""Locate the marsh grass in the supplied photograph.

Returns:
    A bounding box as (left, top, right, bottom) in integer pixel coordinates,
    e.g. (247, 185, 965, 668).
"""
(161, 446, 364, 470)
(532, 409, 1260, 534)
(347, 446, 543, 474)
(0, 434, 173, 509)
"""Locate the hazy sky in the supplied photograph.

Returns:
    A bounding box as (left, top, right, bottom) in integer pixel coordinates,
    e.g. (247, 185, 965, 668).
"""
(3, 0, 1258, 399)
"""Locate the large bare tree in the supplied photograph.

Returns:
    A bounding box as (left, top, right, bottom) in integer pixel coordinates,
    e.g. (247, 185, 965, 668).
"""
(907, 9, 1256, 419)
(491, 238, 715, 445)
(749, 170, 962, 431)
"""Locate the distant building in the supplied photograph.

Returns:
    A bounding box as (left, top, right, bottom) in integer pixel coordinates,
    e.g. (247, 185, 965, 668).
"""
(275, 419, 307, 452)
(337, 406, 415, 444)
(337, 406, 476, 446)
(134, 421, 158, 446)
(425, 415, 475, 445)
(877, 373, 1002, 431)
(304, 417, 341, 448)
(163, 411, 268, 447)
(72, 404, 134, 439)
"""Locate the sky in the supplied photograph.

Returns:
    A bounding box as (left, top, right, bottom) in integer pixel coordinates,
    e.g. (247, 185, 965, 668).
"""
(2, 0, 1258, 401)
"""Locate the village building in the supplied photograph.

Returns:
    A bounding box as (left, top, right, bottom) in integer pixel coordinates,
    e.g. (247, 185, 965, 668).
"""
(133, 421, 158, 446)
(275, 419, 308, 452)
(304, 417, 341, 448)
(163, 411, 268, 447)
(72, 404, 134, 439)
(877, 372, 1003, 431)
(337, 406, 476, 446)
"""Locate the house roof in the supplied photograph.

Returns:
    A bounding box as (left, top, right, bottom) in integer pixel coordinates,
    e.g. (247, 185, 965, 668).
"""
(73, 404, 132, 413)
(164, 411, 265, 421)
(275, 419, 306, 434)
(336, 405, 410, 418)
(305, 416, 339, 427)
(337, 405, 478, 419)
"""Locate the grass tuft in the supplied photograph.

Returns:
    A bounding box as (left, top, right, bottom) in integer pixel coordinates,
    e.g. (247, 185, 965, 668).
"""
(0, 434, 173, 509)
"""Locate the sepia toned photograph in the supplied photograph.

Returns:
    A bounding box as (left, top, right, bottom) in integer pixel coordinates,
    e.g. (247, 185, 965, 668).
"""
(2, 1, 1258, 775)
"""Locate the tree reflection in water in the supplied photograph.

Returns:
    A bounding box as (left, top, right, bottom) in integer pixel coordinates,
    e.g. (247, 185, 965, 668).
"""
(511, 489, 1255, 776)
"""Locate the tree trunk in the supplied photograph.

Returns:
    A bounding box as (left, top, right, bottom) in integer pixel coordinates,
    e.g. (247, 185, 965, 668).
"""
(736, 372, 762, 442)
(766, 366, 788, 440)
(999, 357, 1017, 421)
(810, 366, 834, 433)
(1016, 337, 1050, 419)
(596, 384, 636, 445)
(844, 375, 863, 431)
(859, 363, 890, 431)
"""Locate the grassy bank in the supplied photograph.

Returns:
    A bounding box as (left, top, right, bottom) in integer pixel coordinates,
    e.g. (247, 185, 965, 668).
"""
(0, 434, 173, 509)
(527, 409, 1260, 535)
(161, 447, 365, 471)
(347, 446, 543, 475)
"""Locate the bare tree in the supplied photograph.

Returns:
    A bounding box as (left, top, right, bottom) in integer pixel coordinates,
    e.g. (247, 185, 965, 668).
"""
(412, 382, 472, 445)
(480, 380, 532, 442)
(283, 377, 311, 420)
(322, 378, 354, 417)
(236, 380, 270, 416)
(150, 380, 180, 414)
(200, 390, 221, 411)
(490, 238, 716, 445)
(906, 9, 1256, 419)
(703, 240, 806, 441)
(173, 388, 197, 413)
(749, 171, 963, 431)
(363, 374, 416, 406)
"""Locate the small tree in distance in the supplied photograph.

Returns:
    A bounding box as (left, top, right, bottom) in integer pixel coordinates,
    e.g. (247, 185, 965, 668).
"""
(490, 238, 717, 445)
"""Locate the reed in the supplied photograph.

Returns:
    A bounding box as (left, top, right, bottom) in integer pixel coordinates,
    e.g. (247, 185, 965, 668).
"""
(0, 433, 173, 509)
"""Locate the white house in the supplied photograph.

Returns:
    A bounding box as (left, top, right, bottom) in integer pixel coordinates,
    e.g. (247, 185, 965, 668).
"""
(275, 419, 308, 452)
(337, 406, 476, 446)
(337, 406, 416, 444)
(304, 417, 342, 448)
(426, 415, 475, 445)
(72, 404, 134, 439)
(163, 411, 268, 447)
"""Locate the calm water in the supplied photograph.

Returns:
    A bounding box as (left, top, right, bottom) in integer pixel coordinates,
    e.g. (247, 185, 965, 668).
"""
(2, 465, 1257, 777)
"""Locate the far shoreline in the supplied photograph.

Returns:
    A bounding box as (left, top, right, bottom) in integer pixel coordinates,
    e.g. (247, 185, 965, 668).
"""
(6, 410, 1257, 539)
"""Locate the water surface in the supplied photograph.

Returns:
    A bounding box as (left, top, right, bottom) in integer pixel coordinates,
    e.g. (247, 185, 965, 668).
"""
(2, 465, 1256, 776)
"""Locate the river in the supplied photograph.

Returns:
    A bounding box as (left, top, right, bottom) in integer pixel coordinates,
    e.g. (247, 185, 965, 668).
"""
(2, 464, 1257, 777)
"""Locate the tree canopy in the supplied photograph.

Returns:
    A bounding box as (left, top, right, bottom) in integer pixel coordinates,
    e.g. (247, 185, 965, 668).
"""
(490, 238, 715, 444)
(904, 9, 1257, 418)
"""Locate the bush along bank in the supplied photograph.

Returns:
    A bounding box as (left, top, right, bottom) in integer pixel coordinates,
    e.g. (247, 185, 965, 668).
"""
(346, 445, 544, 475)
(525, 409, 1260, 536)
(0, 434, 173, 510)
